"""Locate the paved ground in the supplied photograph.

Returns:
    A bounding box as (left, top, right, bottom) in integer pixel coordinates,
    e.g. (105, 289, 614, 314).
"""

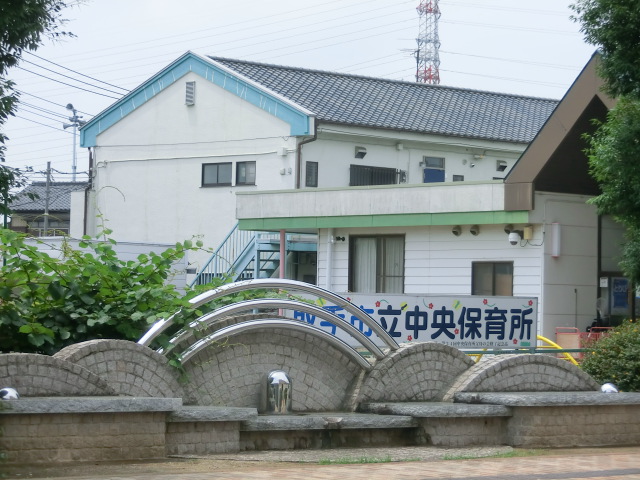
(5, 446, 640, 480)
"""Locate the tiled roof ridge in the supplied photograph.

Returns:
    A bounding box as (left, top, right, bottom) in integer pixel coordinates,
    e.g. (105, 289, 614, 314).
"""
(207, 55, 560, 103)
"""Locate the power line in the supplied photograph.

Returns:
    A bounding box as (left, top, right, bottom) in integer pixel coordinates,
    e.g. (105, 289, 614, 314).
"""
(17, 61, 126, 96)
(16, 67, 121, 99)
(24, 51, 130, 93)
(15, 90, 94, 116)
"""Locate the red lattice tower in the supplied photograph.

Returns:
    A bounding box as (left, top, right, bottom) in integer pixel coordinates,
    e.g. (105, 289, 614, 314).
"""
(415, 0, 441, 84)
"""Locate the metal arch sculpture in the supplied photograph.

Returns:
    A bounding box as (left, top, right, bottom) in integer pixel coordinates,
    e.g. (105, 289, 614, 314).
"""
(177, 318, 374, 371)
(139, 279, 399, 351)
(158, 298, 386, 360)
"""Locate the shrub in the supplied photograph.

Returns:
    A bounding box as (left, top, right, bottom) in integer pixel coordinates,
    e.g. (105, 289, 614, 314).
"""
(581, 320, 640, 391)
(0, 228, 218, 354)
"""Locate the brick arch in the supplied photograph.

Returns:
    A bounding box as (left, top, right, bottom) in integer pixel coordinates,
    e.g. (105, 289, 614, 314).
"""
(182, 328, 366, 411)
(55, 339, 187, 400)
(0, 353, 114, 397)
(442, 354, 600, 401)
(357, 342, 475, 403)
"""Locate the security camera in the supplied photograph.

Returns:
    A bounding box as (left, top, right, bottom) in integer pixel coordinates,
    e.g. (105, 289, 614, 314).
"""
(470, 163, 475, 168)
(470, 225, 480, 236)
(451, 225, 462, 236)
(508, 231, 521, 245)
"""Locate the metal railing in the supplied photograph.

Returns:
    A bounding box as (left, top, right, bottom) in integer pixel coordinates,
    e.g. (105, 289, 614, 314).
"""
(191, 224, 255, 286)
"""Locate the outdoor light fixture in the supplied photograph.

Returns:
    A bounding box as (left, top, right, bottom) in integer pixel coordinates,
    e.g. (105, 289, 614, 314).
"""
(354, 146, 367, 159)
(551, 222, 561, 258)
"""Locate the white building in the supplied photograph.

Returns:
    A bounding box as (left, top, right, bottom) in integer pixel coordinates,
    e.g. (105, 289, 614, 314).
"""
(78, 51, 626, 338)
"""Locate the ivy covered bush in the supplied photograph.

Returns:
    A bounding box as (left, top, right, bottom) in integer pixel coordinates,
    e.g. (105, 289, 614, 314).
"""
(0, 228, 223, 355)
(581, 320, 640, 392)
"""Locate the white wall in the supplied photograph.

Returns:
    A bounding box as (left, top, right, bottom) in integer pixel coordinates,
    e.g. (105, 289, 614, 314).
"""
(89, 72, 298, 269)
(530, 192, 625, 338)
(302, 127, 525, 188)
(318, 223, 542, 298)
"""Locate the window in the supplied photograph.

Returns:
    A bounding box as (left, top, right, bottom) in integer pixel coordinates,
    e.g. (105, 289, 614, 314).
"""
(422, 156, 445, 183)
(350, 164, 398, 186)
(472, 262, 513, 296)
(202, 163, 232, 186)
(453, 175, 464, 182)
(423, 156, 445, 168)
(305, 161, 318, 187)
(236, 161, 256, 185)
(349, 235, 404, 293)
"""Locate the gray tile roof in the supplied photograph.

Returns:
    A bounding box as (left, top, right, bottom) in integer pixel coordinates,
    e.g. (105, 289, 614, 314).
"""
(11, 182, 88, 212)
(212, 57, 559, 144)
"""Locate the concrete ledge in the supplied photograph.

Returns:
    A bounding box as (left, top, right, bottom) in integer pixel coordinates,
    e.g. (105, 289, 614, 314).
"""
(242, 413, 417, 431)
(361, 402, 512, 418)
(0, 396, 182, 414)
(454, 392, 640, 406)
(168, 406, 258, 423)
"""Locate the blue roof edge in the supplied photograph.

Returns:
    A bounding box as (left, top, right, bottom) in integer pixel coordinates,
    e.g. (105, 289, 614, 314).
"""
(80, 51, 313, 147)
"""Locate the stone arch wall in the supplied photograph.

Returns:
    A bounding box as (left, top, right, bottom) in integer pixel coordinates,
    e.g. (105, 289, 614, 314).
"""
(55, 339, 187, 400)
(0, 353, 114, 396)
(182, 328, 366, 411)
(357, 342, 475, 403)
(442, 354, 600, 401)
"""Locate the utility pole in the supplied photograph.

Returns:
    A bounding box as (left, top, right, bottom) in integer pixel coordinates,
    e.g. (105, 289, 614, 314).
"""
(63, 103, 86, 182)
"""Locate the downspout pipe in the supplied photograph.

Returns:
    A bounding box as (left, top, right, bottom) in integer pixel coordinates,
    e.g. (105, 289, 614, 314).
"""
(83, 148, 94, 236)
(295, 121, 318, 189)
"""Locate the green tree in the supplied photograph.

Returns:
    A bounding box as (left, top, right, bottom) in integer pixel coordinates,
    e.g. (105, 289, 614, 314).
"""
(571, 1, 640, 99)
(0, 0, 78, 162)
(570, 1, 640, 283)
(581, 321, 640, 391)
(0, 228, 215, 354)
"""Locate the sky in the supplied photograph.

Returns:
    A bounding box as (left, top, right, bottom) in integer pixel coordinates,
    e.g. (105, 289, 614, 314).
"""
(2, 0, 596, 185)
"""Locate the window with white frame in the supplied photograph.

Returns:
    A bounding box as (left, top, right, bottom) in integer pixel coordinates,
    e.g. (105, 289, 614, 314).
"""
(202, 162, 232, 187)
(472, 261, 513, 296)
(349, 235, 404, 293)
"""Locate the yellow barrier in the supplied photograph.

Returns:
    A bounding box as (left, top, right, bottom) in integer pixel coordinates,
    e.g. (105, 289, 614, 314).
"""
(467, 335, 580, 366)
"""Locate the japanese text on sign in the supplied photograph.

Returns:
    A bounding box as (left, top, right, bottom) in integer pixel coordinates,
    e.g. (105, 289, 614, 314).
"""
(291, 294, 537, 349)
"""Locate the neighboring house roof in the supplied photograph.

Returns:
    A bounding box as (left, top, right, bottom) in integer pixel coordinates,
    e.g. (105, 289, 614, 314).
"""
(505, 52, 614, 210)
(81, 51, 560, 148)
(11, 182, 88, 213)
(212, 56, 559, 144)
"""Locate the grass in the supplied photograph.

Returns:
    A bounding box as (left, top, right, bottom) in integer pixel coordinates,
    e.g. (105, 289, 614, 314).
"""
(442, 449, 546, 461)
(318, 455, 394, 465)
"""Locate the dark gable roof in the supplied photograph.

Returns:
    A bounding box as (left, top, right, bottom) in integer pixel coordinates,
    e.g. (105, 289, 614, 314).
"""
(11, 182, 88, 213)
(211, 56, 559, 144)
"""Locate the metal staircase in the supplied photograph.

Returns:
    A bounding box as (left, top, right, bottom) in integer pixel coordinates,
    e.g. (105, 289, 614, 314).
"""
(191, 224, 317, 286)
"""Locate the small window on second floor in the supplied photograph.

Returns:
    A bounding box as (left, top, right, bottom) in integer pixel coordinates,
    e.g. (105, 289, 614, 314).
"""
(422, 156, 446, 183)
(236, 161, 256, 185)
(202, 162, 232, 187)
(305, 161, 318, 187)
(423, 156, 445, 169)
